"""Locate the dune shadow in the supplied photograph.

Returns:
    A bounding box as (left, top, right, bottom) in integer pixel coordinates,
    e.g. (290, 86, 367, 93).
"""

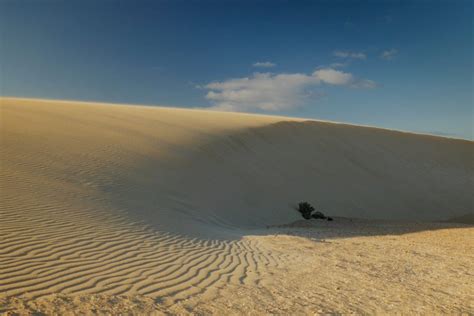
(102, 119, 473, 241)
(251, 216, 473, 241)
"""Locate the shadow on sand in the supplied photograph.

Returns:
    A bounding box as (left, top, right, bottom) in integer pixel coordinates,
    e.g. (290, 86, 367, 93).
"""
(257, 216, 474, 241)
(103, 119, 473, 241)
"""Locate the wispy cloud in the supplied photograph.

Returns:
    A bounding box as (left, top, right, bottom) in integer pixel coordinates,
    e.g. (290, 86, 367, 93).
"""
(253, 61, 276, 68)
(313, 68, 353, 85)
(329, 62, 346, 68)
(380, 49, 398, 60)
(350, 79, 377, 89)
(314, 68, 376, 88)
(203, 68, 375, 112)
(333, 50, 366, 60)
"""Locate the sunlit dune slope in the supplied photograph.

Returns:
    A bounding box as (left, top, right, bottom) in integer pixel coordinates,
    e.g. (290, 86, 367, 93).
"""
(1, 98, 472, 236)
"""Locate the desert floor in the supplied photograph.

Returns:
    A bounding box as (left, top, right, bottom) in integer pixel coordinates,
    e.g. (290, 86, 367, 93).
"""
(1, 98, 473, 314)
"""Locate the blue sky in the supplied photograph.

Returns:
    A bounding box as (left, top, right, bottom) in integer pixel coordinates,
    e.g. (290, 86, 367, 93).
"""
(1, 0, 472, 139)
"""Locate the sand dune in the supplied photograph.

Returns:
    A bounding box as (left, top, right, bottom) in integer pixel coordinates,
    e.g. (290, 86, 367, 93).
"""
(1, 98, 473, 314)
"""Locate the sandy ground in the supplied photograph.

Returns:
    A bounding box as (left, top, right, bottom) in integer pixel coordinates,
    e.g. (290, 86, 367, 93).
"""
(2, 221, 473, 315)
(1, 98, 473, 314)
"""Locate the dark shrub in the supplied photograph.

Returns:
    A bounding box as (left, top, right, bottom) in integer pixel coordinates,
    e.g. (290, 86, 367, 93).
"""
(296, 202, 333, 221)
(297, 202, 315, 220)
(311, 211, 327, 220)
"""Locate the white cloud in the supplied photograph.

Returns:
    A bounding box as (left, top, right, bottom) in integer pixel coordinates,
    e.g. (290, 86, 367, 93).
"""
(253, 61, 276, 68)
(314, 68, 377, 89)
(380, 49, 398, 60)
(203, 68, 375, 112)
(333, 50, 366, 60)
(313, 68, 353, 85)
(205, 72, 316, 111)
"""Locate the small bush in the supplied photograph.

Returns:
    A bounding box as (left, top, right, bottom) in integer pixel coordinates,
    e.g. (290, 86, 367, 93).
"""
(296, 202, 333, 221)
(297, 202, 315, 220)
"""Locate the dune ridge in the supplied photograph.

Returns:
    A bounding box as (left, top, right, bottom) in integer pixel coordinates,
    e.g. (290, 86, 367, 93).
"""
(1, 98, 473, 314)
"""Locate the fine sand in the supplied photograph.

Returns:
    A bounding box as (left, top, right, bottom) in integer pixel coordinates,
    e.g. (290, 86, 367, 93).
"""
(1, 97, 473, 314)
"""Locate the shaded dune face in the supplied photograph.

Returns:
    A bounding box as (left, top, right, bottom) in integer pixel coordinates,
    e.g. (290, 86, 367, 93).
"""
(0, 98, 472, 305)
(118, 120, 472, 233)
(96, 113, 473, 236)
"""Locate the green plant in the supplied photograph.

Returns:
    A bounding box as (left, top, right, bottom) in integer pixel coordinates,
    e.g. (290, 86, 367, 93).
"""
(296, 202, 333, 221)
(297, 202, 315, 219)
